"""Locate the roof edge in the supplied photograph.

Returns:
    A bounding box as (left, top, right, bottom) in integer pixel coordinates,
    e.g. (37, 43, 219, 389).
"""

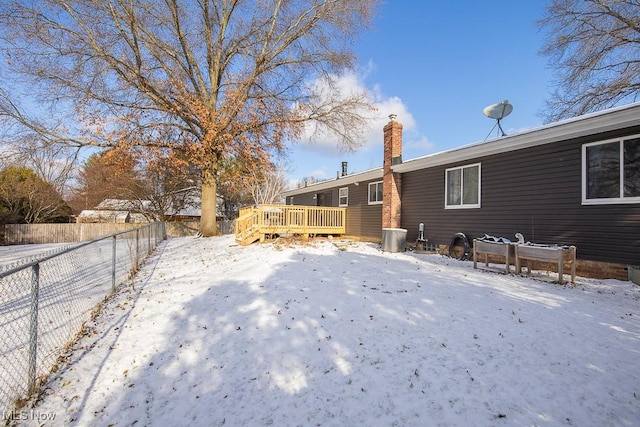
(393, 102, 640, 173)
(282, 168, 383, 196)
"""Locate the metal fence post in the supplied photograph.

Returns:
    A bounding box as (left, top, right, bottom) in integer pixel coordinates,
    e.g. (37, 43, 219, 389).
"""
(112, 235, 117, 292)
(135, 228, 140, 271)
(147, 224, 151, 255)
(27, 263, 40, 395)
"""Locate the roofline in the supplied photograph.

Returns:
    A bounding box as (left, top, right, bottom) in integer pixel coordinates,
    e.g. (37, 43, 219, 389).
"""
(393, 102, 640, 173)
(282, 102, 640, 195)
(282, 168, 383, 197)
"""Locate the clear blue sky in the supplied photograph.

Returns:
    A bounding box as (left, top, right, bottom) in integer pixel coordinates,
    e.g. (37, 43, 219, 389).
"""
(286, 1, 553, 186)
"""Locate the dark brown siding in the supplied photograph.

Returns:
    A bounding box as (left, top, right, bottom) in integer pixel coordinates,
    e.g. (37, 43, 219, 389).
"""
(286, 179, 382, 239)
(344, 180, 382, 240)
(287, 192, 316, 206)
(401, 127, 640, 265)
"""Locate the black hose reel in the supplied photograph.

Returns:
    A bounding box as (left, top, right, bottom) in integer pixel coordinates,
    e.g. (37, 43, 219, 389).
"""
(448, 232, 471, 261)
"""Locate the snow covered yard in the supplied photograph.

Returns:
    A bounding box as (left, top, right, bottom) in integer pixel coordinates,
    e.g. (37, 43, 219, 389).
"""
(17, 235, 640, 426)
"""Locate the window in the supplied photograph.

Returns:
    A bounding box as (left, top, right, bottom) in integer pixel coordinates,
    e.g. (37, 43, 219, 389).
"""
(338, 187, 349, 207)
(368, 181, 383, 205)
(583, 136, 640, 204)
(445, 163, 481, 209)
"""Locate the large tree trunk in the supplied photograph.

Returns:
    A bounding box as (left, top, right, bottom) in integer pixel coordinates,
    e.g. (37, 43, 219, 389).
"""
(200, 168, 218, 237)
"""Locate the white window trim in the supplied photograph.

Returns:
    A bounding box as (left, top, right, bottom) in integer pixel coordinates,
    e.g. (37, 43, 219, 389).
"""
(582, 135, 640, 205)
(445, 163, 481, 209)
(338, 187, 349, 207)
(368, 181, 383, 205)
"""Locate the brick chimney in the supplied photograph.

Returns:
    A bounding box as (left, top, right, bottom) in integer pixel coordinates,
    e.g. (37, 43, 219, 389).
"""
(382, 114, 402, 228)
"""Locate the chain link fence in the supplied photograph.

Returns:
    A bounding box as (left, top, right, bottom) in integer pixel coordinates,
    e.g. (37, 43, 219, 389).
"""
(0, 222, 166, 417)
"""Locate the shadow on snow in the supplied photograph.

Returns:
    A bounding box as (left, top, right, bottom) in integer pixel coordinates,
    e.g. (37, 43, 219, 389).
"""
(42, 236, 640, 426)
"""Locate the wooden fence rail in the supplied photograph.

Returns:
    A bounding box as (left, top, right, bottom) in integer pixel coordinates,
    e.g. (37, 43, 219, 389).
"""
(3, 223, 145, 244)
(3, 220, 237, 245)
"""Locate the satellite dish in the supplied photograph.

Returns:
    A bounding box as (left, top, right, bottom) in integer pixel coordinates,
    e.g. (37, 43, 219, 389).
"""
(483, 100, 513, 120)
(483, 100, 513, 139)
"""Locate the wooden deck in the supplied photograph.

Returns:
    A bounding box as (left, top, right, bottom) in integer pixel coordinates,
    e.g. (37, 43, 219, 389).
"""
(235, 205, 346, 246)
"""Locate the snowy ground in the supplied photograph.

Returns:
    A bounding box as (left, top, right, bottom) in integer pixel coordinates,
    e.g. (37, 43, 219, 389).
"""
(0, 243, 74, 265)
(14, 235, 640, 426)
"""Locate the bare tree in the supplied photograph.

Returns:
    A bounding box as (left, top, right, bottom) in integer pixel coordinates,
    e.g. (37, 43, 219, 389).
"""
(0, 0, 379, 236)
(138, 148, 202, 221)
(538, 0, 640, 122)
(245, 160, 289, 205)
(1, 134, 79, 196)
(68, 148, 145, 213)
(216, 156, 256, 218)
(297, 176, 321, 188)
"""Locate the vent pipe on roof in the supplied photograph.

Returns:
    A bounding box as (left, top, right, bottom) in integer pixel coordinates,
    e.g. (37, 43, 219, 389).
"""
(341, 161, 348, 177)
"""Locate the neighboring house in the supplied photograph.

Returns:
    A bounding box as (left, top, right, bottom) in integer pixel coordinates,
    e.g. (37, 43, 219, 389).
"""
(282, 103, 640, 279)
(161, 187, 206, 222)
(76, 199, 151, 223)
(76, 192, 226, 224)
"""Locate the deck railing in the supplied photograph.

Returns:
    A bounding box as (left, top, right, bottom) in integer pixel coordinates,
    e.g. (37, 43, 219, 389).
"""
(235, 205, 346, 245)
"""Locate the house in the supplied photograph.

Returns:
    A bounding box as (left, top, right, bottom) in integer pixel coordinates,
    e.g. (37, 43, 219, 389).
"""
(282, 103, 640, 280)
(76, 191, 226, 224)
(76, 199, 151, 223)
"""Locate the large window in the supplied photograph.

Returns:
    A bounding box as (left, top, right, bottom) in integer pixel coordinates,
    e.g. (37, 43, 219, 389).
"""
(368, 181, 383, 205)
(338, 187, 349, 207)
(445, 163, 481, 209)
(583, 136, 640, 204)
